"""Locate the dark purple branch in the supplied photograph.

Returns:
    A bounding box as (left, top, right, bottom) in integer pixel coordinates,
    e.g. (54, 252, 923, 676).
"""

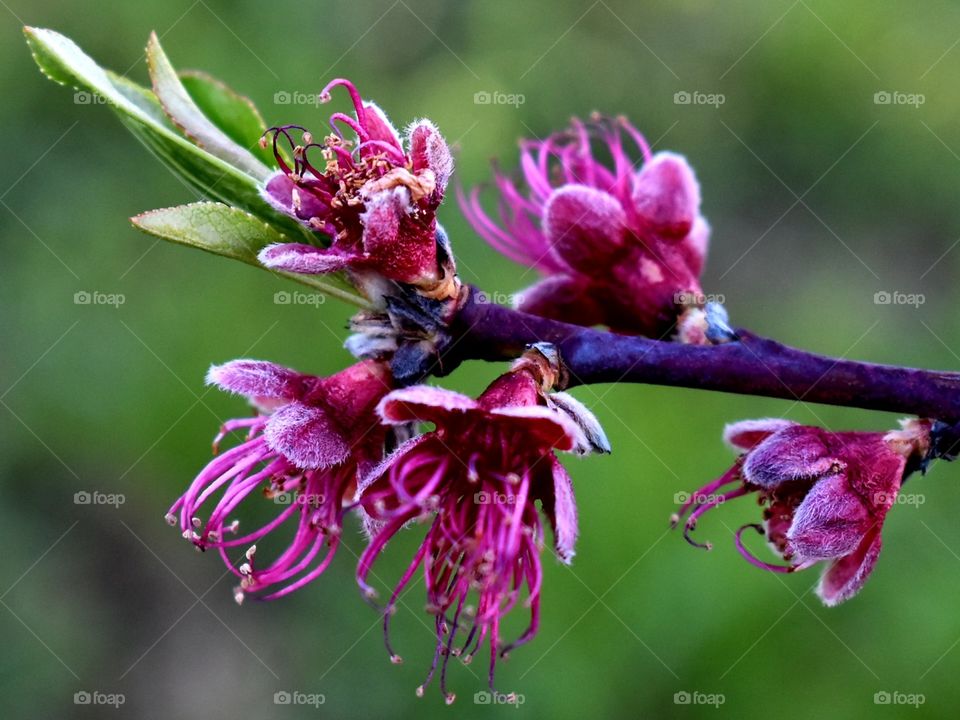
(445, 288, 960, 423)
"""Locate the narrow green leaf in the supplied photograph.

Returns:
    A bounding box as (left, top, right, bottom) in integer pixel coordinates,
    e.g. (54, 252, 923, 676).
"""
(24, 26, 310, 240)
(131, 202, 367, 307)
(146, 33, 271, 181)
(179, 70, 277, 167)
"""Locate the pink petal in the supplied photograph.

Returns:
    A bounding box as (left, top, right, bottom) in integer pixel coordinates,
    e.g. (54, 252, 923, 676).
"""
(489, 405, 587, 453)
(377, 386, 478, 426)
(258, 243, 354, 274)
(631, 151, 701, 240)
(361, 102, 402, 149)
(264, 402, 350, 469)
(545, 454, 578, 563)
(206, 359, 305, 401)
(816, 527, 883, 606)
(359, 188, 438, 284)
(543, 185, 625, 270)
(723, 418, 796, 451)
(408, 119, 453, 189)
(742, 424, 838, 488)
(787, 473, 872, 561)
(515, 275, 605, 327)
(679, 215, 710, 278)
(260, 171, 328, 225)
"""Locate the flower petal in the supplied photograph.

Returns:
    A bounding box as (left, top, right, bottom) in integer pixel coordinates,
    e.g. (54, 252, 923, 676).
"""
(260, 171, 328, 225)
(358, 187, 439, 284)
(258, 243, 354, 274)
(407, 119, 453, 189)
(547, 391, 611, 455)
(264, 402, 351, 469)
(206, 359, 305, 400)
(543, 184, 625, 270)
(742, 425, 838, 488)
(543, 454, 578, 564)
(361, 101, 402, 150)
(787, 473, 872, 561)
(723, 418, 796, 452)
(631, 151, 701, 239)
(515, 275, 605, 327)
(377, 386, 478, 426)
(489, 405, 587, 453)
(816, 527, 883, 606)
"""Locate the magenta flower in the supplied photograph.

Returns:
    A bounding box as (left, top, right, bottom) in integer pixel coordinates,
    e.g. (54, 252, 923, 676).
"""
(354, 353, 608, 701)
(167, 358, 391, 602)
(673, 418, 931, 605)
(460, 115, 709, 336)
(258, 78, 456, 297)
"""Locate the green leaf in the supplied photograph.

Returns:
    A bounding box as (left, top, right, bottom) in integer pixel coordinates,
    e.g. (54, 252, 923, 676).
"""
(146, 33, 271, 181)
(24, 26, 310, 240)
(131, 202, 367, 307)
(179, 70, 277, 167)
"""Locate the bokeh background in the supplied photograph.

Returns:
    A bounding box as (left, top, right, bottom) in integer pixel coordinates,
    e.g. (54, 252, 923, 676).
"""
(4, 1, 960, 717)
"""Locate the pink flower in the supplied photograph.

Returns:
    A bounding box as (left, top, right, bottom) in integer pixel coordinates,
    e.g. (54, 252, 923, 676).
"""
(354, 351, 608, 701)
(167, 359, 391, 602)
(258, 78, 456, 297)
(460, 115, 709, 336)
(673, 418, 931, 605)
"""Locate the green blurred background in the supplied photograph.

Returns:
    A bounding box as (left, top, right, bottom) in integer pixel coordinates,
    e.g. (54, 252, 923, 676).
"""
(4, 0, 960, 717)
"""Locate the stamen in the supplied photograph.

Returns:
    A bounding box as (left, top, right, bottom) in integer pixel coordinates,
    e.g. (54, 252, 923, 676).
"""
(734, 524, 798, 573)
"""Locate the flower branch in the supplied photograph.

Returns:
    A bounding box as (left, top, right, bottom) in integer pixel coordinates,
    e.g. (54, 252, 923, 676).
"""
(448, 288, 960, 424)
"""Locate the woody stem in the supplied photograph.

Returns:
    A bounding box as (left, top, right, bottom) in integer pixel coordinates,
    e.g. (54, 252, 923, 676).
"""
(444, 288, 960, 425)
